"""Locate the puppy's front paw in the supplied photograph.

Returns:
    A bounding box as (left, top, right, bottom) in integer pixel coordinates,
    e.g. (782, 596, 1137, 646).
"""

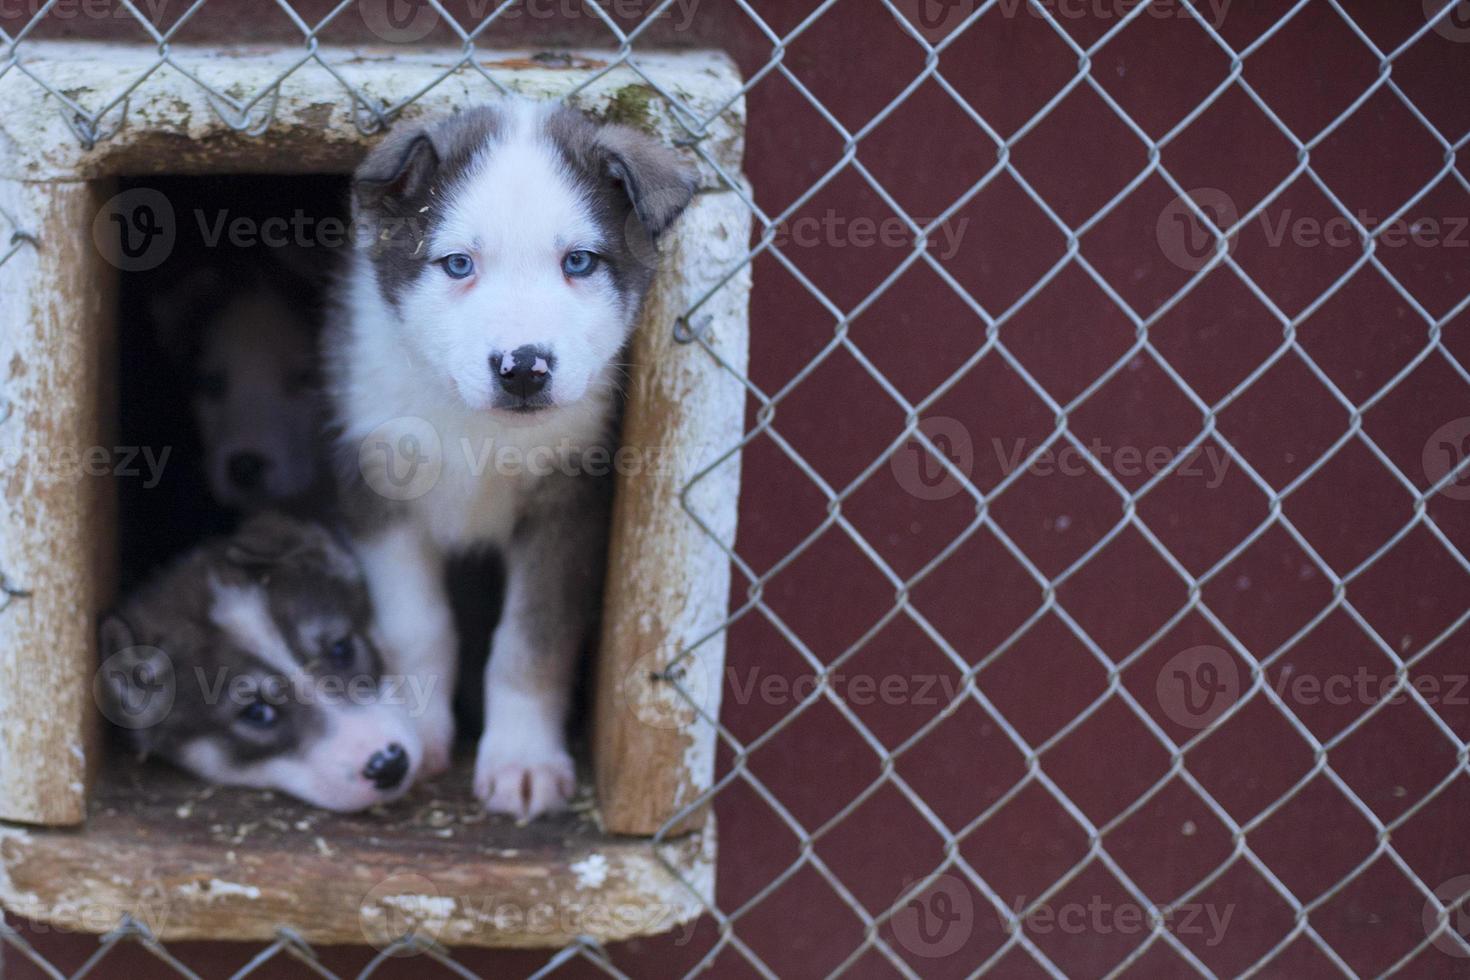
(474, 729, 574, 821)
(416, 701, 456, 778)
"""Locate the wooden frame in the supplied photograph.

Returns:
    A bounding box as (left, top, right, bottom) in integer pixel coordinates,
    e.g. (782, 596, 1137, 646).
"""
(0, 42, 747, 947)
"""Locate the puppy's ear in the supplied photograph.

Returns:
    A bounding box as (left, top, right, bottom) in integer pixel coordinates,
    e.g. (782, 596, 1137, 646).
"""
(226, 513, 360, 582)
(355, 130, 439, 209)
(96, 613, 174, 757)
(99, 612, 136, 657)
(597, 125, 698, 240)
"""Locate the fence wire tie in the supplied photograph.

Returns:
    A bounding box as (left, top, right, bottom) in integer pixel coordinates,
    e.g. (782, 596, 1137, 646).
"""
(0, 571, 30, 613)
(673, 314, 712, 345)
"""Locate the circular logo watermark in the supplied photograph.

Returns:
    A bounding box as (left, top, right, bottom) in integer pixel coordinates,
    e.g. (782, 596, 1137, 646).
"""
(1155, 644, 1240, 730)
(890, 873, 974, 958)
(1422, 875, 1470, 958)
(94, 645, 175, 730)
(360, 871, 450, 951)
(360, 0, 439, 42)
(1156, 188, 1239, 272)
(620, 650, 716, 730)
(357, 416, 444, 501)
(890, 0, 980, 44)
(1422, 417, 1470, 501)
(1426, 0, 1470, 42)
(889, 416, 975, 501)
(92, 188, 176, 272)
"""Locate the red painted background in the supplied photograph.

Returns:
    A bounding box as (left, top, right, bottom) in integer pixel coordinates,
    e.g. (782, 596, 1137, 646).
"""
(7, 1, 1470, 976)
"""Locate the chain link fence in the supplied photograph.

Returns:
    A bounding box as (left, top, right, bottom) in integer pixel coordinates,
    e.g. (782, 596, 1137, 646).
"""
(4, 0, 1470, 976)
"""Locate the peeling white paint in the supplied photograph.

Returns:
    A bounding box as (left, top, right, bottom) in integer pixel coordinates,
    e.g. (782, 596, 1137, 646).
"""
(381, 894, 457, 918)
(571, 853, 609, 889)
(0, 824, 43, 911)
(0, 43, 745, 184)
(178, 879, 262, 903)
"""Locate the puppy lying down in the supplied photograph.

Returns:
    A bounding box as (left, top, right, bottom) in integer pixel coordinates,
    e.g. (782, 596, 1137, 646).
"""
(98, 513, 424, 812)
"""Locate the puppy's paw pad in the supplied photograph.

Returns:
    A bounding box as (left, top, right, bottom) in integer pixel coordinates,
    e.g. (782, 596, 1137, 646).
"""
(473, 751, 575, 821)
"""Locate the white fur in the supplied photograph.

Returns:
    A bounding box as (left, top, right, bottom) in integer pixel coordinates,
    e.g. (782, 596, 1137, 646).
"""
(198, 579, 422, 811)
(209, 582, 297, 675)
(402, 100, 630, 412)
(335, 100, 639, 818)
(178, 700, 421, 813)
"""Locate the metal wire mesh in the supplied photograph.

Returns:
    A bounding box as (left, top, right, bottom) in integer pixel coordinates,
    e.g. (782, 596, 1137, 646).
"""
(4, 0, 1470, 977)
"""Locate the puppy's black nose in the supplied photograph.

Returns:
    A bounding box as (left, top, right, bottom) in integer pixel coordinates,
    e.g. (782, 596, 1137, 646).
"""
(227, 452, 269, 490)
(493, 345, 553, 400)
(363, 742, 409, 791)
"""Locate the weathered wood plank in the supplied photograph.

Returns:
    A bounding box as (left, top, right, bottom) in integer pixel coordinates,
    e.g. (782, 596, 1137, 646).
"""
(0, 178, 116, 825)
(594, 188, 751, 836)
(0, 759, 713, 947)
(0, 43, 745, 187)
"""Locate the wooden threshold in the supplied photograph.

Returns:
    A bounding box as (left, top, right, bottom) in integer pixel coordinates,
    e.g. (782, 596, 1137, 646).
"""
(0, 756, 712, 949)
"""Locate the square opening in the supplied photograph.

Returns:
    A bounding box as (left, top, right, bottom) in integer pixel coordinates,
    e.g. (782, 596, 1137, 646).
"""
(0, 43, 747, 948)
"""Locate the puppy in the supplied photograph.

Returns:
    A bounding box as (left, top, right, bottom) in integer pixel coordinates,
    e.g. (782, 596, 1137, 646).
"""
(152, 254, 328, 512)
(327, 99, 696, 818)
(97, 513, 424, 812)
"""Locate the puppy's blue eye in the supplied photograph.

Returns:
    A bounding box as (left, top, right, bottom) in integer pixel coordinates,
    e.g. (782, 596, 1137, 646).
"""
(239, 700, 278, 729)
(562, 250, 599, 277)
(441, 253, 475, 279)
(326, 636, 354, 667)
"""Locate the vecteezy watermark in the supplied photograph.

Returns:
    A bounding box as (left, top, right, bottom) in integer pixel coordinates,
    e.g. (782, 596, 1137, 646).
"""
(1270, 667, 1470, 709)
(1015, 896, 1235, 946)
(95, 644, 176, 730)
(725, 667, 962, 709)
(1423, 417, 1470, 501)
(95, 652, 443, 727)
(360, 871, 449, 950)
(1157, 187, 1470, 272)
(357, 415, 684, 502)
(1156, 644, 1470, 731)
(766, 210, 971, 261)
(891, 0, 1231, 43)
(91, 192, 443, 272)
(1423, 875, 1470, 958)
(1, 895, 173, 937)
(190, 668, 441, 716)
(92, 194, 678, 271)
(1156, 188, 1240, 273)
(93, 188, 176, 273)
(890, 874, 975, 958)
(358, 870, 687, 952)
(0, 444, 171, 489)
(993, 438, 1232, 488)
(0, 0, 171, 22)
(624, 663, 964, 729)
(1156, 645, 1241, 731)
(359, 0, 702, 43)
(889, 416, 976, 501)
(889, 422, 1234, 501)
(1426, 0, 1470, 43)
(358, 416, 445, 502)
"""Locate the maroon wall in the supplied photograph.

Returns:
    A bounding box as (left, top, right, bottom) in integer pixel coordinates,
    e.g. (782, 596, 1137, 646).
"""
(7, 1, 1470, 976)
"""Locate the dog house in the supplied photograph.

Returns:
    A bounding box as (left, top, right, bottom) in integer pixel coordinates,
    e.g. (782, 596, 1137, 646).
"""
(0, 43, 748, 948)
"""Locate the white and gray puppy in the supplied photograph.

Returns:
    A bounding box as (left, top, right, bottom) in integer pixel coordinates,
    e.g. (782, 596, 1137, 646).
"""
(327, 99, 696, 818)
(98, 513, 423, 812)
(153, 256, 327, 511)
